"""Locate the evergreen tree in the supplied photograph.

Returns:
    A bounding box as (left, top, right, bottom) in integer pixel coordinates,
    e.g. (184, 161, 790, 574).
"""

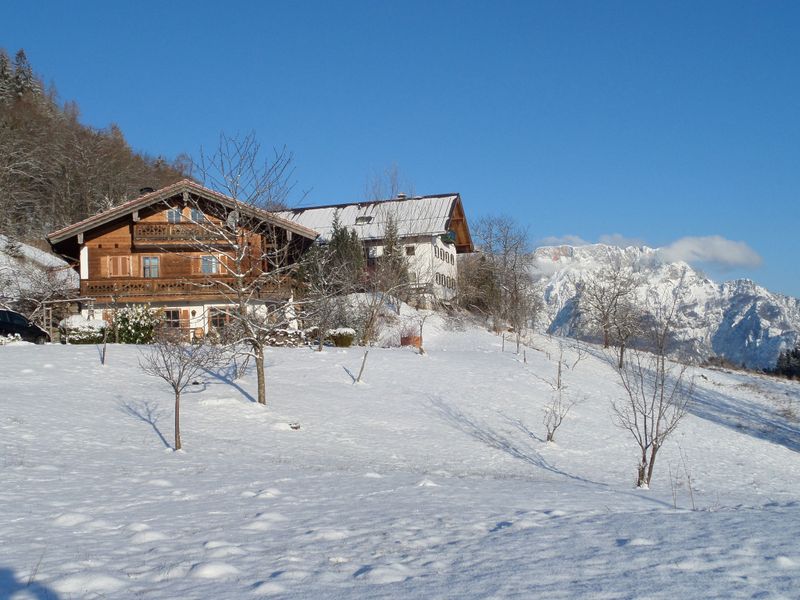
(328, 210, 365, 290)
(0, 50, 12, 104)
(379, 213, 408, 287)
(12, 49, 37, 97)
(773, 344, 800, 378)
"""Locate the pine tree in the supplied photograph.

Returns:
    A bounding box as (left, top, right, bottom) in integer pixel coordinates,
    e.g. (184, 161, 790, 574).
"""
(12, 49, 39, 97)
(380, 213, 408, 286)
(328, 210, 365, 290)
(0, 49, 12, 103)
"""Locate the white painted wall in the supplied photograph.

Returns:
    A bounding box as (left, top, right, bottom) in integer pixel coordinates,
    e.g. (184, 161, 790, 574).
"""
(405, 235, 458, 301)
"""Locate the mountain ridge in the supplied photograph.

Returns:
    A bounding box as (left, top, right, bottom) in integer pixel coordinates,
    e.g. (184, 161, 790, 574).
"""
(531, 243, 800, 369)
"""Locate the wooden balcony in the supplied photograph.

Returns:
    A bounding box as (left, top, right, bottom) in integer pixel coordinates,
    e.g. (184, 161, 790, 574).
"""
(133, 222, 232, 247)
(80, 277, 290, 303)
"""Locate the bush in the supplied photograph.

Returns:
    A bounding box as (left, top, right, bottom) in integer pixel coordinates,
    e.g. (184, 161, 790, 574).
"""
(0, 333, 23, 345)
(59, 315, 107, 344)
(328, 327, 356, 347)
(112, 305, 161, 344)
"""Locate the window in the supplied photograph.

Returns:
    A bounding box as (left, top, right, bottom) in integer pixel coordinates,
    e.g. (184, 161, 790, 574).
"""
(107, 256, 131, 277)
(142, 256, 159, 278)
(190, 208, 205, 222)
(201, 255, 219, 274)
(405, 245, 415, 256)
(355, 216, 374, 225)
(162, 309, 181, 328)
(209, 308, 229, 329)
(167, 208, 182, 223)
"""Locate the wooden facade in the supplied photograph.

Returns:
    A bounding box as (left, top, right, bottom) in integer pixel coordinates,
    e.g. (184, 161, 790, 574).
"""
(47, 180, 317, 329)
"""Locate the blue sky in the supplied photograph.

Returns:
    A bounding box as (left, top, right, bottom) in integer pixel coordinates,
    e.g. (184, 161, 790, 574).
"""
(5, 1, 799, 296)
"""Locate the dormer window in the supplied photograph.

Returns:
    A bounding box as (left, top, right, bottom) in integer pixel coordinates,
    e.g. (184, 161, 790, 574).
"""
(355, 216, 373, 225)
(167, 208, 182, 223)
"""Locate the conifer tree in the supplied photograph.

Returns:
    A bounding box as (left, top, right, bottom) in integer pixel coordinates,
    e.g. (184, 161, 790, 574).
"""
(12, 49, 37, 97)
(0, 50, 12, 103)
(328, 210, 365, 291)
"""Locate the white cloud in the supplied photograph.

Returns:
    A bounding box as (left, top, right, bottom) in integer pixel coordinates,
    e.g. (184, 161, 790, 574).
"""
(598, 233, 646, 248)
(537, 234, 591, 247)
(657, 236, 762, 269)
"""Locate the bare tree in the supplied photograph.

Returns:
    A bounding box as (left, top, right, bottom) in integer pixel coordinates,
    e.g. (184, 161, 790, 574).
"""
(536, 341, 583, 442)
(139, 331, 221, 450)
(464, 215, 535, 352)
(364, 163, 414, 201)
(577, 262, 639, 349)
(611, 279, 693, 488)
(357, 211, 411, 345)
(179, 131, 313, 405)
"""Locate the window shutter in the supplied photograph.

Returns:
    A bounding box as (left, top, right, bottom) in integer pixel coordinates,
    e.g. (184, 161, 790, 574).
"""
(180, 309, 190, 330)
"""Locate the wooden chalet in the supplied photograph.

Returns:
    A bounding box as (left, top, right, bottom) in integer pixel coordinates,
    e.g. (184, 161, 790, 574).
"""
(47, 179, 317, 333)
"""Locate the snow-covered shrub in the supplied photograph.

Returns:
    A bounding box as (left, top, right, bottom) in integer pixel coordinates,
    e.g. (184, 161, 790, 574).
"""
(112, 305, 162, 344)
(59, 315, 107, 344)
(265, 328, 307, 347)
(328, 327, 356, 347)
(0, 333, 23, 345)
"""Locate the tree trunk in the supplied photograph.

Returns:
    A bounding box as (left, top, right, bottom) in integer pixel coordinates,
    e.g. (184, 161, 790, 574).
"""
(618, 344, 625, 369)
(174, 391, 182, 450)
(356, 349, 369, 383)
(646, 445, 659, 486)
(255, 346, 266, 405)
(603, 326, 610, 348)
(637, 450, 648, 487)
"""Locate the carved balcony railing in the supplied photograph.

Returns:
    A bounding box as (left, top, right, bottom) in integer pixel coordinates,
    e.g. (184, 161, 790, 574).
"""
(80, 277, 290, 302)
(133, 223, 232, 246)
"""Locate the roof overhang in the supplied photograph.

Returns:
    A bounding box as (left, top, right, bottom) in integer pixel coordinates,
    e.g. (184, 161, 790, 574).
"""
(47, 179, 318, 245)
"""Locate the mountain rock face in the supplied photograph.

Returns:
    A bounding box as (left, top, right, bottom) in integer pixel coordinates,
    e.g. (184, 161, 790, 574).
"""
(532, 244, 800, 369)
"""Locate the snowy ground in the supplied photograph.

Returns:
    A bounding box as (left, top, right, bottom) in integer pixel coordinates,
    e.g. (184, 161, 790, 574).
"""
(2, 317, 800, 599)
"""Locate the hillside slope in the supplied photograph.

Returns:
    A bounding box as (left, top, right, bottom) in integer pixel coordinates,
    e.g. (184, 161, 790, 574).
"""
(534, 244, 800, 369)
(2, 323, 800, 598)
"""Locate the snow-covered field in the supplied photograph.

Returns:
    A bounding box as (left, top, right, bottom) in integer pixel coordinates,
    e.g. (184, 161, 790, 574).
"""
(3, 318, 800, 599)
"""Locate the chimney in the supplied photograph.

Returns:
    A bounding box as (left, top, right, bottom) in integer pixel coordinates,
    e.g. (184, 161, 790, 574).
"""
(396, 193, 407, 200)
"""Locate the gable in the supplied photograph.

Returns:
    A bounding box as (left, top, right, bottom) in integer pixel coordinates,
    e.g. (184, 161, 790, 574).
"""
(47, 179, 318, 246)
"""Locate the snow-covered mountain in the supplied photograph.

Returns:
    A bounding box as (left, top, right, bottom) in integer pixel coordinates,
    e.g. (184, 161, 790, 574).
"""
(533, 244, 800, 369)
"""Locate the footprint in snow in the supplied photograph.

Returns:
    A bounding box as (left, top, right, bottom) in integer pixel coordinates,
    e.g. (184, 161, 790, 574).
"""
(190, 562, 240, 579)
(252, 581, 286, 595)
(131, 530, 168, 544)
(415, 479, 439, 487)
(242, 512, 288, 531)
(52, 513, 92, 527)
(353, 563, 413, 584)
(616, 537, 656, 547)
(146, 479, 172, 487)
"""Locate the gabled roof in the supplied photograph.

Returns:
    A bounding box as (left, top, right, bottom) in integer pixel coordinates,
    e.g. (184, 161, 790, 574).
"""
(47, 179, 318, 244)
(276, 193, 473, 251)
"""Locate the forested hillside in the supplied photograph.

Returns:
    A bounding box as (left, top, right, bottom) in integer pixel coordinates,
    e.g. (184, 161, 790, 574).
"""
(0, 48, 187, 242)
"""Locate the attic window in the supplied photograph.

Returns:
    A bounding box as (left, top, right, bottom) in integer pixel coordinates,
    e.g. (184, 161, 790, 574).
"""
(167, 208, 182, 223)
(355, 216, 373, 225)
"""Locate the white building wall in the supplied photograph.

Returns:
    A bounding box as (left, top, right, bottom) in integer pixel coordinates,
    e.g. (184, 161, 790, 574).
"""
(404, 235, 458, 301)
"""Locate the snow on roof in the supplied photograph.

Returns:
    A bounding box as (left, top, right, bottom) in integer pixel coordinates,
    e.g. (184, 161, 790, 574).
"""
(275, 194, 459, 243)
(0, 235, 70, 269)
(0, 235, 78, 302)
